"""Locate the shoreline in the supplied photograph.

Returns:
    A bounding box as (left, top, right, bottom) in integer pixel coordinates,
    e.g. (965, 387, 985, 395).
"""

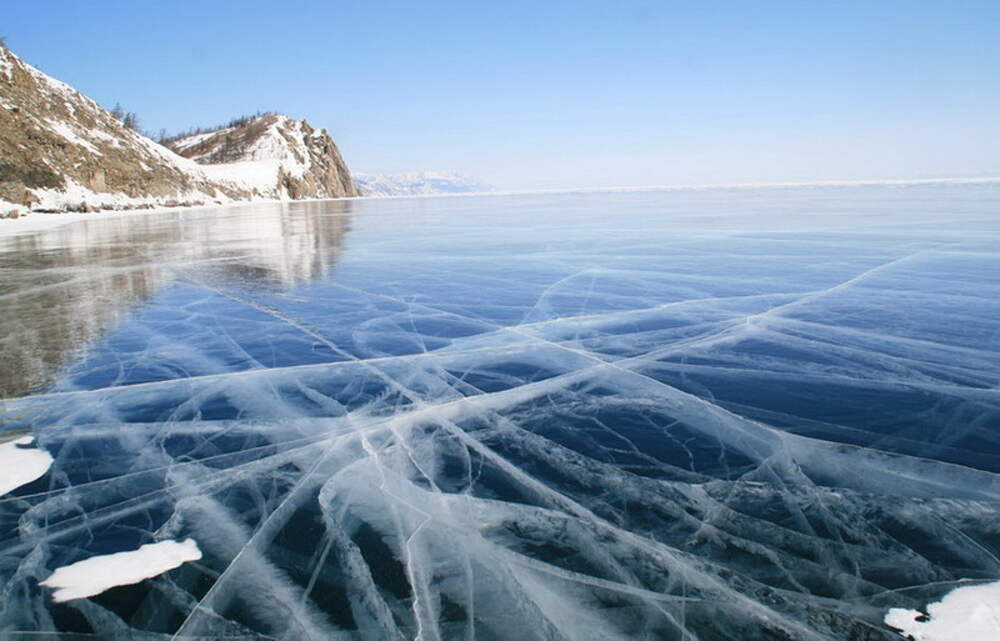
(2, 175, 997, 240)
(360, 175, 1000, 201)
(0, 195, 359, 240)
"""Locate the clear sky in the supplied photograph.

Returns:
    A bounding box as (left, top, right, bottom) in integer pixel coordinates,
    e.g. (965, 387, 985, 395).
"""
(5, 1, 999, 189)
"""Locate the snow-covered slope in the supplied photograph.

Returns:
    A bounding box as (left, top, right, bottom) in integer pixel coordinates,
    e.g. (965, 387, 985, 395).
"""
(0, 45, 252, 215)
(166, 115, 358, 199)
(0, 44, 358, 216)
(353, 171, 492, 197)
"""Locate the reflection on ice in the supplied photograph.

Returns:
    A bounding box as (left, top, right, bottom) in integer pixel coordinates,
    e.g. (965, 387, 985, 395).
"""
(0, 183, 999, 640)
(0, 200, 352, 397)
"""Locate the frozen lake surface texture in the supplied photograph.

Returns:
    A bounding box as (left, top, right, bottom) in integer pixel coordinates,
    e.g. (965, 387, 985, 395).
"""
(1, 183, 999, 640)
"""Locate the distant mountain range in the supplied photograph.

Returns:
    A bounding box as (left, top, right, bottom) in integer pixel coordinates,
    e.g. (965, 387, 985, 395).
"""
(353, 172, 493, 197)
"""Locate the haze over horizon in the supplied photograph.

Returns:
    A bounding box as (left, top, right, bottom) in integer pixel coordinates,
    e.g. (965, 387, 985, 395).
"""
(5, 0, 999, 190)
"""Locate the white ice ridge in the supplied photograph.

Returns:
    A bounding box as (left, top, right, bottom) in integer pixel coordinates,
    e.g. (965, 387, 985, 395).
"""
(0, 436, 53, 495)
(885, 581, 1000, 641)
(39, 539, 203, 603)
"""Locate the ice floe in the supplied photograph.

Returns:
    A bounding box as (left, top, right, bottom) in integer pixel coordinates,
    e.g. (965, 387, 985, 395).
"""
(39, 539, 203, 603)
(0, 436, 53, 495)
(885, 581, 1000, 641)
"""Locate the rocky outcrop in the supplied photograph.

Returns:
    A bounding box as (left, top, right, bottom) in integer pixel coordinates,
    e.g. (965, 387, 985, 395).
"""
(0, 45, 251, 214)
(0, 44, 357, 216)
(166, 114, 359, 199)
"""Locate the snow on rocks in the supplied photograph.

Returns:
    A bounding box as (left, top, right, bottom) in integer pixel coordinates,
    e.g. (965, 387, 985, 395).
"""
(45, 118, 101, 155)
(166, 114, 357, 199)
(1, 46, 355, 214)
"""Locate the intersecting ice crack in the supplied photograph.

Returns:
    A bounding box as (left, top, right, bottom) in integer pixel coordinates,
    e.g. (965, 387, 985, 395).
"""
(1, 186, 1000, 640)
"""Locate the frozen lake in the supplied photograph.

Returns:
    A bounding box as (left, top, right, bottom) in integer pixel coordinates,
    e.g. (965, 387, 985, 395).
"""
(1, 183, 999, 640)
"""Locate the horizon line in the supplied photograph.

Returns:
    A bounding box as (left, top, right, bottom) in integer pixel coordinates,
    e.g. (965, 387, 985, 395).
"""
(356, 175, 1000, 201)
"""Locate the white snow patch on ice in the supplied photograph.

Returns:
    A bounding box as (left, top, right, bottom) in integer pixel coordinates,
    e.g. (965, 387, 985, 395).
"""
(40, 539, 203, 603)
(885, 580, 1000, 640)
(0, 436, 53, 496)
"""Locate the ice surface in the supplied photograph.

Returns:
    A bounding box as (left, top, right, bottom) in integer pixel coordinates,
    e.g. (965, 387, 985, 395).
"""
(40, 538, 202, 603)
(0, 183, 999, 640)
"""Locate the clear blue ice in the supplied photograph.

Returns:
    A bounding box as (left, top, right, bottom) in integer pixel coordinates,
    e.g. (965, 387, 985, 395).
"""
(1, 183, 999, 640)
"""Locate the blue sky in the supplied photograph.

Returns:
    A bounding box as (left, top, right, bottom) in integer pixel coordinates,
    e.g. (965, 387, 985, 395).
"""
(5, 1, 999, 189)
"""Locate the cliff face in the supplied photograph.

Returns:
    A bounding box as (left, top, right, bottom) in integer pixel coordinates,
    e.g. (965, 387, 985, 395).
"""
(0, 45, 250, 214)
(166, 114, 359, 199)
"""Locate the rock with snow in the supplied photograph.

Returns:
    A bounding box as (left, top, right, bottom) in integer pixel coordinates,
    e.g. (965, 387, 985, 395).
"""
(0, 43, 357, 213)
(165, 114, 358, 199)
(0, 44, 250, 212)
(353, 171, 492, 197)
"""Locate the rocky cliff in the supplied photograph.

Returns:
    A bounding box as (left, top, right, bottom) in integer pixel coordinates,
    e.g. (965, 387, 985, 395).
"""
(0, 44, 357, 216)
(166, 114, 359, 199)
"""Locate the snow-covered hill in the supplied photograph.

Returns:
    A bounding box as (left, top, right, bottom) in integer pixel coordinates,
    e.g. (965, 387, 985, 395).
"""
(353, 172, 492, 197)
(0, 46, 255, 216)
(165, 115, 358, 200)
(0, 44, 356, 217)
